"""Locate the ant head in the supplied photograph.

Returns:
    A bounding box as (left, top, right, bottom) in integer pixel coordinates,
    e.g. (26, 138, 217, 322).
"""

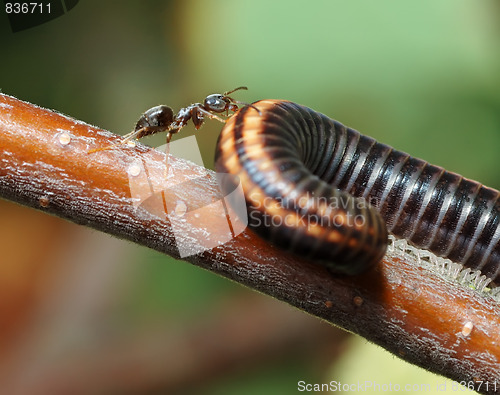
(204, 94, 228, 113)
(203, 87, 248, 113)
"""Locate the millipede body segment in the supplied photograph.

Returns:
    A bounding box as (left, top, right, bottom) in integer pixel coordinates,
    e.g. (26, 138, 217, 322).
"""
(215, 100, 500, 282)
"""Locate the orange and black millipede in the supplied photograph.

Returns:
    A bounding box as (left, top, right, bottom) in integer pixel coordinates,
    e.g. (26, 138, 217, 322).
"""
(215, 100, 500, 282)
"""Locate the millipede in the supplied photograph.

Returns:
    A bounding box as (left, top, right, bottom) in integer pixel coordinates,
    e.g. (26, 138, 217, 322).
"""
(215, 100, 500, 284)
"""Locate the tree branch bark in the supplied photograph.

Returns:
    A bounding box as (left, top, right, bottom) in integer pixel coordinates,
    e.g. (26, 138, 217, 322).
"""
(0, 93, 499, 393)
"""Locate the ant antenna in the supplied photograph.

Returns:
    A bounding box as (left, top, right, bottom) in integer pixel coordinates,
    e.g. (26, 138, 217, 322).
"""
(222, 86, 261, 115)
(223, 86, 248, 96)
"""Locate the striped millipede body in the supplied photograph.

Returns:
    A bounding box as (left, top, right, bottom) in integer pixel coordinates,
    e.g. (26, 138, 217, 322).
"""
(215, 100, 500, 283)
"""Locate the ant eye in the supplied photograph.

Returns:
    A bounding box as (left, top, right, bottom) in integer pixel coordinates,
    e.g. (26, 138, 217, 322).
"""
(204, 94, 226, 112)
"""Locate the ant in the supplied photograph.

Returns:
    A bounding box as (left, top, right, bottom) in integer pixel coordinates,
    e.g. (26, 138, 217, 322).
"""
(88, 86, 256, 154)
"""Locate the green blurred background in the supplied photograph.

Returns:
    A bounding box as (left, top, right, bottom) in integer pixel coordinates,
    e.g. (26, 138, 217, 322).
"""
(1, 1, 498, 393)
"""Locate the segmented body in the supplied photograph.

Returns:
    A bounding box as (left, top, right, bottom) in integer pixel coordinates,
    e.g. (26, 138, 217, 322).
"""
(215, 100, 500, 282)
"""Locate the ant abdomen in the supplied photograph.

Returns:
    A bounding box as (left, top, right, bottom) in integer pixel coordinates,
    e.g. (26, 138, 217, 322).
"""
(135, 105, 175, 139)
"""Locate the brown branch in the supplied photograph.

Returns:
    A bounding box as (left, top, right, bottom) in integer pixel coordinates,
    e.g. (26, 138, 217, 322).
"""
(0, 93, 499, 393)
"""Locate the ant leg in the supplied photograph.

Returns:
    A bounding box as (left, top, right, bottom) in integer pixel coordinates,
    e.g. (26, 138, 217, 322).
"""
(232, 100, 262, 116)
(88, 124, 171, 154)
(87, 128, 148, 154)
(163, 126, 181, 178)
(163, 131, 175, 179)
(196, 107, 226, 123)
